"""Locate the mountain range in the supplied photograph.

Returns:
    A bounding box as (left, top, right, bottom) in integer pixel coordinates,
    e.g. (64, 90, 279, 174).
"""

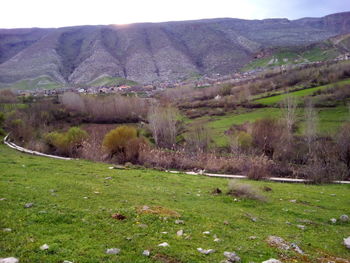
(0, 11, 350, 89)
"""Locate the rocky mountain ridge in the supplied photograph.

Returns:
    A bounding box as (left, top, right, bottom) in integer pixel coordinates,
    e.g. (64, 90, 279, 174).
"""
(0, 11, 350, 88)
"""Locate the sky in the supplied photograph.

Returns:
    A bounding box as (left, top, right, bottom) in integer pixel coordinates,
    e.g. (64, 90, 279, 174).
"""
(1, 0, 349, 28)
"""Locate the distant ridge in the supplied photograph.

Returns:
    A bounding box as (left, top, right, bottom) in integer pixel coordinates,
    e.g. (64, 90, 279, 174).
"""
(0, 11, 350, 88)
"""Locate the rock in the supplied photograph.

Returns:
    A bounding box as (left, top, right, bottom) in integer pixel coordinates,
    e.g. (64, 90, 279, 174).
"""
(158, 242, 169, 247)
(142, 205, 150, 211)
(177, 230, 184, 236)
(105, 248, 120, 254)
(104, 177, 112, 180)
(291, 243, 304, 254)
(297, 225, 306, 230)
(63, 261, 73, 263)
(289, 200, 297, 203)
(0, 258, 19, 263)
(197, 248, 215, 254)
(202, 231, 210, 235)
(138, 224, 148, 228)
(214, 238, 220, 242)
(24, 203, 33, 208)
(266, 236, 290, 250)
(175, 220, 184, 224)
(3, 228, 12, 232)
(161, 232, 168, 234)
(142, 250, 150, 256)
(49, 189, 56, 193)
(223, 251, 241, 262)
(0, 198, 6, 201)
(344, 236, 350, 249)
(262, 259, 282, 263)
(212, 188, 222, 195)
(340, 215, 349, 222)
(330, 218, 337, 223)
(40, 244, 49, 250)
(83, 197, 88, 199)
(223, 220, 229, 225)
(249, 236, 257, 240)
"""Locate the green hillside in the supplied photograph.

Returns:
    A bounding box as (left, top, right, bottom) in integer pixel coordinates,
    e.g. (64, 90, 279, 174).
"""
(0, 144, 349, 262)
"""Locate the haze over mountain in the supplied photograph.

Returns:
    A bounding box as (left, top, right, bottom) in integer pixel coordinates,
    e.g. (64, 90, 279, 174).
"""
(0, 11, 350, 88)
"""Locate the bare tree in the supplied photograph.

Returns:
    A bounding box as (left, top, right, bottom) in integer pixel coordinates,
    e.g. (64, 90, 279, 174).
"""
(185, 123, 211, 153)
(304, 100, 318, 155)
(281, 94, 297, 137)
(148, 104, 180, 148)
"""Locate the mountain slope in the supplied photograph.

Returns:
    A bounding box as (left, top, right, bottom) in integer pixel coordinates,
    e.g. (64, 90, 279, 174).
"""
(0, 11, 350, 88)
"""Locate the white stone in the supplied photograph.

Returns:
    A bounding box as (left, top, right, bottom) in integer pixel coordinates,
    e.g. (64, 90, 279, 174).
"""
(142, 250, 150, 256)
(63, 261, 73, 263)
(202, 231, 210, 235)
(297, 224, 306, 230)
(158, 242, 169, 247)
(3, 228, 12, 232)
(214, 238, 220, 242)
(262, 259, 282, 263)
(175, 220, 184, 224)
(0, 258, 19, 263)
(223, 251, 241, 262)
(197, 248, 215, 254)
(40, 244, 49, 250)
(340, 215, 349, 222)
(344, 236, 350, 249)
(24, 203, 33, 208)
(177, 230, 183, 236)
(330, 218, 337, 223)
(105, 248, 120, 254)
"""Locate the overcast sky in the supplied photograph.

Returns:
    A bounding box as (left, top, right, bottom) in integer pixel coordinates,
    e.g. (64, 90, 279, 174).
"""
(1, 0, 349, 28)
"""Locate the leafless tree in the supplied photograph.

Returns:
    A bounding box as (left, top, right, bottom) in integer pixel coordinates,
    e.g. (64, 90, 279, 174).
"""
(304, 100, 318, 155)
(148, 104, 180, 148)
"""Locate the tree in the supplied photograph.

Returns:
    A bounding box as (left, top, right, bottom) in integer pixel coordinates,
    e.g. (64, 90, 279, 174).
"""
(185, 124, 212, 152)
(148, 105, 180, 148)
(304, 100, 318, 155)
(336, 123, 350, 178)
(280, 94, 297, 140)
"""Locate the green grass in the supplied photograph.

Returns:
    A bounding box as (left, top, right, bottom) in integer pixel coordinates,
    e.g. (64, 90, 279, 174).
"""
(88, 76, 138, 87)
(254, 79, 350, 106)
(4, 77, 64, 90)
(0, 145, 349, 262)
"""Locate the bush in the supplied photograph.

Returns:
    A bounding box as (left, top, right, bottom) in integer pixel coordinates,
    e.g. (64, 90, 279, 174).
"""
(46, 127, 88, 156)
(247, 155, 272, 180)
(305, 138, 346, 184)
(102, 126, 146, 163)
(251, 118, 284, 159)
(227, 180, 266, 202)
(0, 112, 5, 136)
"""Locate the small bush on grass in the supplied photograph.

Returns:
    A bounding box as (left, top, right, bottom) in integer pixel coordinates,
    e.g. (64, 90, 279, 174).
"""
(45, 127, 88, 157)
(227, 180, 266, 202)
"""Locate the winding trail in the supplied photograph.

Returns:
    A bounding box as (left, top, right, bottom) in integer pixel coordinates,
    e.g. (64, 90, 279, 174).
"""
(4, 134, 350, 184)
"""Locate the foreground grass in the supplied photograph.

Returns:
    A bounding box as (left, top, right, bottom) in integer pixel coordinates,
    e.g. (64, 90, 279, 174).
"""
(0, 145, 349, 262)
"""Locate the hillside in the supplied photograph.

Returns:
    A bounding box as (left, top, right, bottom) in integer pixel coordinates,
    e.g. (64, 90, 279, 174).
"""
(1, 11, 350, 89)
(0, 144, 349, 262)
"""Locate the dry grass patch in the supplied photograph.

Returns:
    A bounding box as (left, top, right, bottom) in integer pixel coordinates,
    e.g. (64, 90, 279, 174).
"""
(227, 180, 267, 202)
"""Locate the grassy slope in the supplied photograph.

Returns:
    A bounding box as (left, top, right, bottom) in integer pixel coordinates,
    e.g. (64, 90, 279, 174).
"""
(0, 145, 350, 262)
(2, 77, 64, 90)
(195, 79, 350, 146)
(254, 79, 350, 106)
(88, 76, 138, 87)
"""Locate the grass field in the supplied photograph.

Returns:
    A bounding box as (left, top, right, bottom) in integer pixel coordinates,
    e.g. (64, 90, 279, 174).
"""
(254, 79, 350, 106)
(0, 145, 349, 262)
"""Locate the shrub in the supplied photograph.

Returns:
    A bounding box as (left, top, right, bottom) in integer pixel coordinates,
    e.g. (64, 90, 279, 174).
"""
(251, 118, 284, 159)
(46, 127, 88, 156)
(227, 180, 266, 202)
(102, 126, 146, 163)
(247, 155, 272, 180)
(305, 138, 346, 184)
(336, 123, 350, 179)
(0, 112, 5, 136)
